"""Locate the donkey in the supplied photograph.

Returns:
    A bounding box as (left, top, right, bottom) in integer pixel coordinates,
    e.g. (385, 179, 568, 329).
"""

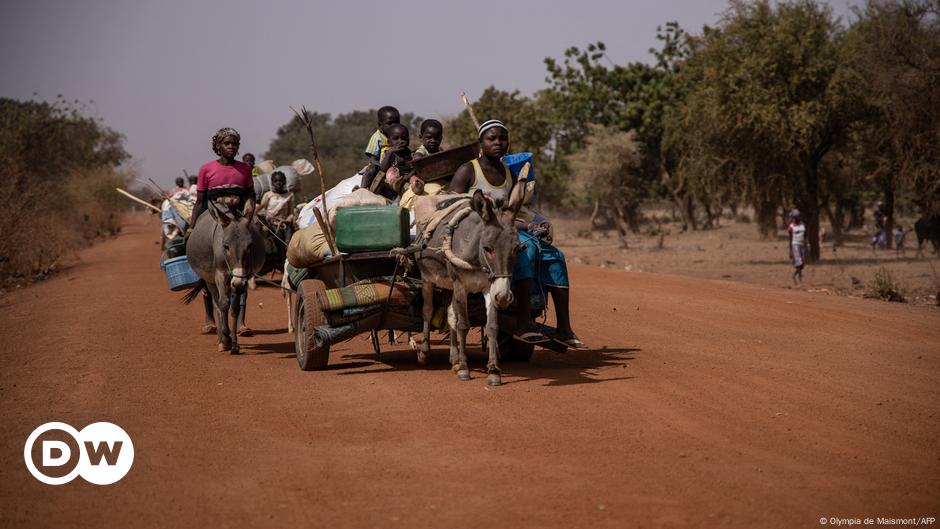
(183, 201, 265, 355)
(414, 188, 523, 385)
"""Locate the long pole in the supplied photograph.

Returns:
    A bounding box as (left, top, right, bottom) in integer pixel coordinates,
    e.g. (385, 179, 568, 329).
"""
(116, 188, 162, 213)
(290, 105, 338, 255)
(460, 92, 481, 131)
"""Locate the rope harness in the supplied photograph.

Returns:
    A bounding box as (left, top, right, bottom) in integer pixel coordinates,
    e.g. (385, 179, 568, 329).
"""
(409, 197, 514, 282)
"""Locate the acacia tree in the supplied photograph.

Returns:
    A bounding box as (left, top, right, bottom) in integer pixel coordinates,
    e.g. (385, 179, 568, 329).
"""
(541, 29, 701, 227)
(666, 0, 869, 261)
(845, 0, 940, 242)
(568, 126, 649, 245)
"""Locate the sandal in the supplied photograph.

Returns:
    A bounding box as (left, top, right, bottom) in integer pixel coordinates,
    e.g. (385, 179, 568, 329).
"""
(552, 335, 589, 350)
(513, 329, 549, 344)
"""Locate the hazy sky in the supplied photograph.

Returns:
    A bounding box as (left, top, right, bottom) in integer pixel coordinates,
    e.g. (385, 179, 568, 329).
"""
(1, 0, 853, 187)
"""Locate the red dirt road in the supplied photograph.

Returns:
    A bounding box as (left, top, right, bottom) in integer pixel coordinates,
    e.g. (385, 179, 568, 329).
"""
(1, 214, 938, 528)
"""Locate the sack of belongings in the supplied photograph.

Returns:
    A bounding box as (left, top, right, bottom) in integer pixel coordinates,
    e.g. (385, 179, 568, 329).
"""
(287, 221, 331, 268)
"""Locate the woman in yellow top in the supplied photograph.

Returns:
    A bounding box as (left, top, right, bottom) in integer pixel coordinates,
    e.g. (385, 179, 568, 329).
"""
(449, 120, 587, 349)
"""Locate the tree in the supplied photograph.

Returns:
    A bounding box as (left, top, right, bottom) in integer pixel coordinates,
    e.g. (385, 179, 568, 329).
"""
(541, 28, 703, 227)
(0, 96, 132, 282)
(568, 126, 649, 246)
(665, 0, 869, 261)
(844, 0, 940, 246)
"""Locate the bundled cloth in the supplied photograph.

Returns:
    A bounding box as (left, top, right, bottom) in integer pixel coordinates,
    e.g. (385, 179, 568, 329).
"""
(318, 278, 419, 311)
(287, 221, 331, 268)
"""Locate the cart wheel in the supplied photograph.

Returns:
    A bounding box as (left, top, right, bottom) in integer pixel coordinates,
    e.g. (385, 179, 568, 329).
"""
(497, 330, 534, 362)
(295, 279, 329, 371)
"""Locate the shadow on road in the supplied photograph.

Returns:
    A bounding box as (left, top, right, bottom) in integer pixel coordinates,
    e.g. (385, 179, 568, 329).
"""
(333, 342, 640, 387)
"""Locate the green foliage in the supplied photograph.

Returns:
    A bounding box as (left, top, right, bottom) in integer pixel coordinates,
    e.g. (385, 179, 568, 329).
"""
(0, 97, 132, 284)
(264, 110, 421, 198)
(844, 0, 940, 215)
(0, 96, 129, 181)
(665, 0, 870, 260)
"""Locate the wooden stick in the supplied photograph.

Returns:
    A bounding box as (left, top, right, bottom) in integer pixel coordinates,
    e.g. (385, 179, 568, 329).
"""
(290, 105, 337, 251)
(313, 207, 338, 256)
(116, 188, 161, 213)
(460, 92, 481, 131)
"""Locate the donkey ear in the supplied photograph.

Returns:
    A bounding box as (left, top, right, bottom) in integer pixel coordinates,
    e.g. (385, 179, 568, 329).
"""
(470, 189, 493, 223)
(506, 162, 528, 219)
(242, 197, 255, 220)
(207, 201, 230, 227)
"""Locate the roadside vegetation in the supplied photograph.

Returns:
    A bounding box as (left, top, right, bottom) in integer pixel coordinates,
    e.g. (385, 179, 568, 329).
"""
(0, 96, 133, 288)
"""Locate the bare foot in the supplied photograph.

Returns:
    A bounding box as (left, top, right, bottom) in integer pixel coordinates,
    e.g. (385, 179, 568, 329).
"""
(237, 326, 254, 337)
(202, 324, 217, 334)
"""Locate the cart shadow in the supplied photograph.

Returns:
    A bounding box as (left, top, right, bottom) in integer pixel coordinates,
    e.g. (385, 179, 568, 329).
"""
(337, 344, 640, 387)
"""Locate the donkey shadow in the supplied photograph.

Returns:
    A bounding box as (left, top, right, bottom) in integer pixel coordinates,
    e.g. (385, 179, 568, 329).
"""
(337, 339, 639, 387)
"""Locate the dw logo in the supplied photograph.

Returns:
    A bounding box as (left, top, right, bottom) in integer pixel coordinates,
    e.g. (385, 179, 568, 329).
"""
(24, 422, 134, 485)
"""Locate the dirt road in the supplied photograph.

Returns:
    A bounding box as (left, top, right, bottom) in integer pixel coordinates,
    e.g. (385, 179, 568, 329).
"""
(1, 214, 938, 529)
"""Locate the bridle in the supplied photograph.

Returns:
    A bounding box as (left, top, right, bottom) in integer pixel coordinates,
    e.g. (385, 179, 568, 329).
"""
(439, 205, 514, 282)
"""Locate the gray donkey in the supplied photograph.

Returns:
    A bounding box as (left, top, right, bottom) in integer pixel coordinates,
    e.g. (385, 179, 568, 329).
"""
(415, 188, 523, 385)
(183, 201, 265, 355)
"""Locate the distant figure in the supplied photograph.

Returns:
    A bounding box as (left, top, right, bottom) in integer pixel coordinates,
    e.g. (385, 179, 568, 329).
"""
(871, 202, 887, 251)
(187, 174, 198, 195)
(258, 170, 295, 243)
(894, 225, 906, 258)
(242, 153, 257, 176)
(787, 209, 807, 285)
(173, 176, 186, 196)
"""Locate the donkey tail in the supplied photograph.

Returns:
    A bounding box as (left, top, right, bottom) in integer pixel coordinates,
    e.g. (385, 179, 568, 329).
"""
(181, 279, 206, 304)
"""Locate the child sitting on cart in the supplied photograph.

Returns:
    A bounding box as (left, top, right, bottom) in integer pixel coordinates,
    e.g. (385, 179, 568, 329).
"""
(401, 119, 446, 210)
(362, 123, 414, 201)
(361, 106, 410, 192)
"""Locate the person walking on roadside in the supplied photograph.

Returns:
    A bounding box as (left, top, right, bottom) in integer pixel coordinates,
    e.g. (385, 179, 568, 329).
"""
(787, 209, 807, 286)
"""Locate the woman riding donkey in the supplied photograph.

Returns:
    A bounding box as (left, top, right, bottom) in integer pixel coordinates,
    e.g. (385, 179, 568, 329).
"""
(185, 128, 265, 349)
(449, 120, 587, 350)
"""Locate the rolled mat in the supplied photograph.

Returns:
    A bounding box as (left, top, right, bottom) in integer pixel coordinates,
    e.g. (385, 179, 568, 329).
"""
(319, 279, 418, 311)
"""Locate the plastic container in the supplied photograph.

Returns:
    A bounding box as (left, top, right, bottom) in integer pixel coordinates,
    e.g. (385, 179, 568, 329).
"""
(502, 152, 538, 204)
(334, 206, 409, 252)
(160, 256, 201, 291)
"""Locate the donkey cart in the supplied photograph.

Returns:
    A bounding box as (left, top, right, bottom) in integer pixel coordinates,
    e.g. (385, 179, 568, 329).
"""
(291, 249, 567, 371)
(291, 143, 566, 374)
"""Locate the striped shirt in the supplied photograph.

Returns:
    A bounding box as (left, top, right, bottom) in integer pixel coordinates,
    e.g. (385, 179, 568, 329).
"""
(364, 129, 387, 159)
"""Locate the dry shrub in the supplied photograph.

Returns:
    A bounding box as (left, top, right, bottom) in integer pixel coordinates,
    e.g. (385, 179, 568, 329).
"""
(864, 267, 906, 303)
(0, 164, 131, 286)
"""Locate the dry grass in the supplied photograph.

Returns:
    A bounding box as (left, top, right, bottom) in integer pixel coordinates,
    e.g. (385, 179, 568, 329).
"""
(0, 165, 130, 288)
(864, 267, 907, 302)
